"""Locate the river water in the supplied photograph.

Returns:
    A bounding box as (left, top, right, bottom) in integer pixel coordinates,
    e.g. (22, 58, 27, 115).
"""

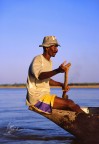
(0, 88, 99, 144)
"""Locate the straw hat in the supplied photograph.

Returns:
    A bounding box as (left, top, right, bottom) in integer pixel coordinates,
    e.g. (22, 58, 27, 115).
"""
(39, 36, 60, 47)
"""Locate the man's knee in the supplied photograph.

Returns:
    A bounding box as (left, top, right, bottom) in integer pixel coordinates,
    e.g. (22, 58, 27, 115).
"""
(67, 99, 76, 107)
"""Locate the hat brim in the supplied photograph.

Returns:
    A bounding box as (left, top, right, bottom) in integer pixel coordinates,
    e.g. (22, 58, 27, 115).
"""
(39, 43, 60, 47)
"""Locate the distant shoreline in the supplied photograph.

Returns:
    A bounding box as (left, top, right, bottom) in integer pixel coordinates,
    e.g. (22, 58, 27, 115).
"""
(0, 84, 99, 89)
(0, 85, 26, 89)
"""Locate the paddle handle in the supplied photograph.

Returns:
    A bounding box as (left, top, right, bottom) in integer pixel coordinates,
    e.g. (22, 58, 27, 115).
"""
(64, 71, 68, 88)
(62, 71, 68, 99)
(62, 63, 71, 99)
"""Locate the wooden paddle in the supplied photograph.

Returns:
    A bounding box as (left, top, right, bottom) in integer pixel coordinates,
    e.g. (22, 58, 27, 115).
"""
(62, 63, 71, 99)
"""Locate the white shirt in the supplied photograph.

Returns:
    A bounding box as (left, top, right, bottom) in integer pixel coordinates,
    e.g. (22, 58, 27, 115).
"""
(26, 54, 52, 105)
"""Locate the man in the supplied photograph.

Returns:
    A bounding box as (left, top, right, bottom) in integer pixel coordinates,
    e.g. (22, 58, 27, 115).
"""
(26, 36, 84, 114)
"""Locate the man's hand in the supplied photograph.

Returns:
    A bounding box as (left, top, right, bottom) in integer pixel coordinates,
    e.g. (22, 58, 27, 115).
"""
(62, 84, 70, 92)
(58, 61, 71, 73)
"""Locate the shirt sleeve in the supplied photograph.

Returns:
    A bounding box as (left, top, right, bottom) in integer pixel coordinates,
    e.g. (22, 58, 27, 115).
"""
(31, 55, 42, 79)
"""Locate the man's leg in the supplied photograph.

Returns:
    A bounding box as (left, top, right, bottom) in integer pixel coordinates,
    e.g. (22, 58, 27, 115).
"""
(53, 97, 84, 113)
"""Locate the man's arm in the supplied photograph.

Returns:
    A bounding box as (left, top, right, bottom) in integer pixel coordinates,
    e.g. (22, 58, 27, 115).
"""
(49, 79, 70, 92)
(49, 79, 63, 87)
(38, 68, 61, 80)
(38, 62, 68, 80)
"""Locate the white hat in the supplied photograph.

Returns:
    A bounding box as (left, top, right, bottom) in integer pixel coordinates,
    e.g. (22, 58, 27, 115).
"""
(39, 36, 60, 47)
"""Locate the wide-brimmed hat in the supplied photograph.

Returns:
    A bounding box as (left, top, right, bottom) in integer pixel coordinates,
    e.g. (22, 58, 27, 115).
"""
(39, 36, 60, 47)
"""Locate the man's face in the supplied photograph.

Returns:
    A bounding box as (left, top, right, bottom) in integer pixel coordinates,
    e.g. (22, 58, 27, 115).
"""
(47, 45, 58, 57)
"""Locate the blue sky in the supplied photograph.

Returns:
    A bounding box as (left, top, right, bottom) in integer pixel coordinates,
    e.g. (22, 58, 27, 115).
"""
(0, 0, 99, 84)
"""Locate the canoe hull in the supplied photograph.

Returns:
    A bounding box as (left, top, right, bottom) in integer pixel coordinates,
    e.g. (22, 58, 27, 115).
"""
(29, 106, 99, 142)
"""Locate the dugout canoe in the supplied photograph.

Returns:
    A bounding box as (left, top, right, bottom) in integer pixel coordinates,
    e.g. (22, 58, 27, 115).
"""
(29, 106, 99, 143)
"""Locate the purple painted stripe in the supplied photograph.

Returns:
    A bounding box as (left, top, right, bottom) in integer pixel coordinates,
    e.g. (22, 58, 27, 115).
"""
(34, 101, 51, 113)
